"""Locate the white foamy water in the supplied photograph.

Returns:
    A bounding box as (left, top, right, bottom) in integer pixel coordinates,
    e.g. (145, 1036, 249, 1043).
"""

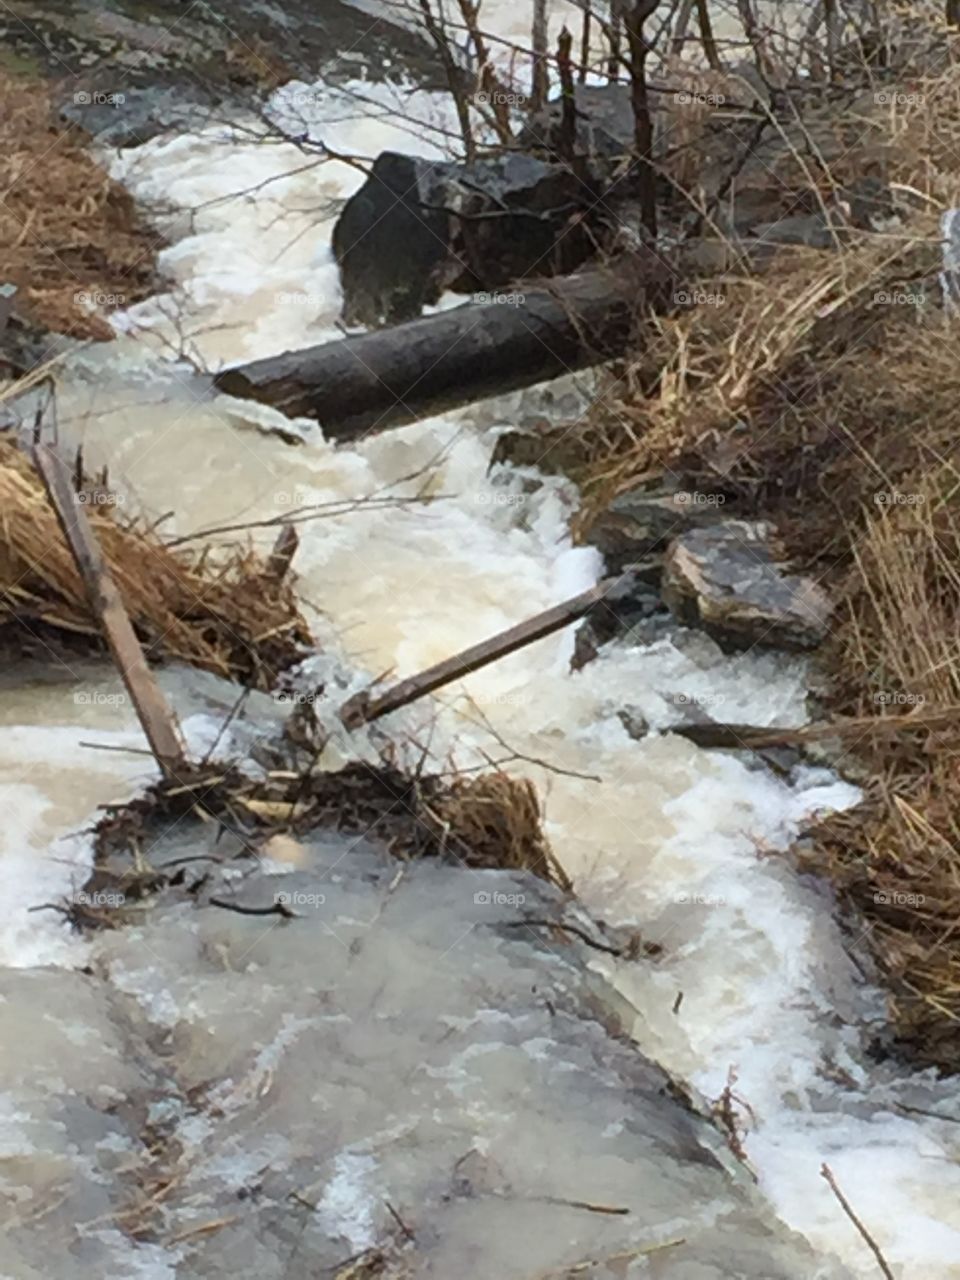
(4, 34, 959, 1280)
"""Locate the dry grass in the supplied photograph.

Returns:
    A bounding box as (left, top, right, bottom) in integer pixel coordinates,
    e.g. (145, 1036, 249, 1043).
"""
(0, 437, 311, 689)
(0, 71, 160, 341)
(576, 34, 960, 1069)
(431, 772, 572, 890)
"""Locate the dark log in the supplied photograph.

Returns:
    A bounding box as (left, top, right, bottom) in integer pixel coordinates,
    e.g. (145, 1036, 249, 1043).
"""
(214, 254, 676, 440)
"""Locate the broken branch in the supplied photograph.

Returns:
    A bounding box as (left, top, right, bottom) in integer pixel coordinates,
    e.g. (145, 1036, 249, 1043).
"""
(340, 576, 631, 728)
(31, 441, 187, 778)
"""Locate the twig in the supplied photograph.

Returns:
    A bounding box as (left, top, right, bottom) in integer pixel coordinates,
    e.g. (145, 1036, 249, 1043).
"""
(208, 896, 295, 919)
(384, 1200, 416, 1241)
(503, 917, 627, 957)
(820, 1163, 895, 1279)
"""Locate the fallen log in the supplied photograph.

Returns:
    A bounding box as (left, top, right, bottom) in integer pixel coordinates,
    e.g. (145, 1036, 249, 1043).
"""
(340, 575, 633, 727)
(669, 708, 960, 751)
(215, 253, 676, 440)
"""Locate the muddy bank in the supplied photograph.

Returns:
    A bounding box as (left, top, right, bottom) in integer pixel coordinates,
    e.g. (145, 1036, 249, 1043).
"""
(0, 821, 853, 1279)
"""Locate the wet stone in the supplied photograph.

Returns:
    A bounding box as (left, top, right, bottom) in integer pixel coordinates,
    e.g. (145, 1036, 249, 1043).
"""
(586, 484, 727, 572)
(662, 520, 833, 652)
(0, 839, 853, 1279)
(333, 150, 598, 327)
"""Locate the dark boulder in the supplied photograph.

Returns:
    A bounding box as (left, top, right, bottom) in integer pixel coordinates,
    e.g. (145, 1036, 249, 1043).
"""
(333, 148, 617, 327)
(332, 152, 456, 327)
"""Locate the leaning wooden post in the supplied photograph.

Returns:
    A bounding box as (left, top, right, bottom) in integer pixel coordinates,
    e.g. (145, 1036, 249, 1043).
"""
(340, 576, 630, 728)
(32, 442, 187, 777)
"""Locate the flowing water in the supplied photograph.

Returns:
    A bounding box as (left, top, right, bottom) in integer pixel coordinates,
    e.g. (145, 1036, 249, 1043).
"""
(3, 10, 960, 1277)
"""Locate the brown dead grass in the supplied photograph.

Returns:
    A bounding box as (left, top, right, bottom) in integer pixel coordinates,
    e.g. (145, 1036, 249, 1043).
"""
(0, 71, 160, 341)
(0, 437, 311, 689)
(577, 33, 960, 1069)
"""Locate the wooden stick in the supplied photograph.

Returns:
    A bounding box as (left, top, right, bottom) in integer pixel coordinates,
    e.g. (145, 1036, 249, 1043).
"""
(820, 1163, 895, 1280)
(671, 708, 960, 751)
(266, 522, 299, 581)
(32, 442, 187, 777)
(340, 576, 629, 728)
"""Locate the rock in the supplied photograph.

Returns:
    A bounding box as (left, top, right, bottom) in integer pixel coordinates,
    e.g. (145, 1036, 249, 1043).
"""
(0, 836, 854, 1280)
(618, 705, 650, 740)
(489, 419, 592, 476)
(5, 0, 445, 150)
(662, 521, 833, 651)
(332, 152, 455, 326)
(749, 215, 845, 249)
(570, 570, 661, 671)
(519, 83, 635, 177)
(586, 483, 728, 571)
(333, 149, 599, 326)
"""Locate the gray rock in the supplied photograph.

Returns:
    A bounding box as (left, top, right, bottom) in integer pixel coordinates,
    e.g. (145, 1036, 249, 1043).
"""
(586, 484, 728, 571)
(570, 570, 662, 670)
(662, 521, 833, 651)
(618, 705, 650, 740)
(0, 839, 853, 1279)
(519, 83, 635, 170)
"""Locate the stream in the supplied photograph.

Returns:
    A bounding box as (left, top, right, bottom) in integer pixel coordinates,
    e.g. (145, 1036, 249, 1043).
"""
(3, 2, 960, 1276)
